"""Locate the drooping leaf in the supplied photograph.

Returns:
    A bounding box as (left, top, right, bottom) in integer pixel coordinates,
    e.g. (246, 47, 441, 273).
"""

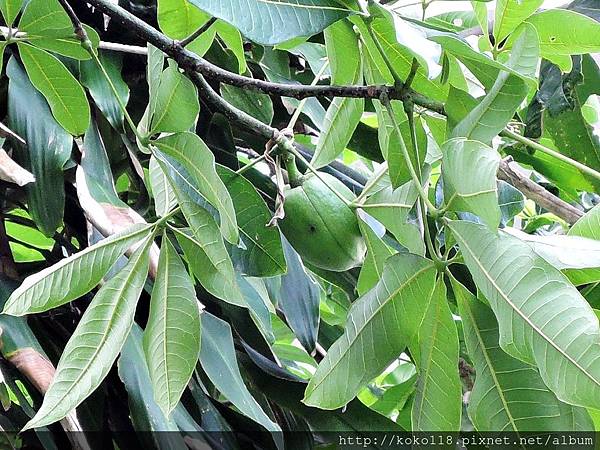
(274, 236, 320, 353)
(200, 312, 281, 433)
(452, 23, 538, 143)
(218, 165, 286, 277)
(356, 213, 395, 296)
(18, 43, 90, 136)
(23, 235, 153, 430)
(442, 138, 501, 230)
(303, 253, 437, 409)
(412, 278, 461, 432)
(449, 220, 600, 409)
(143, 234, 201, 417)
(25, 24, 100, 60)
(7, 56, 72, 236)
(3, 224, 152, 316)
(324, 19, 360, 86)
(153, 133, 238, 244)
(150, 63, 200, 134)
(80, 51, 130, 130)
(149, 156, 177, 217)
(186, 0, 353, 45)
(452, 276, 593, 432)
(221, 84, 274, 125)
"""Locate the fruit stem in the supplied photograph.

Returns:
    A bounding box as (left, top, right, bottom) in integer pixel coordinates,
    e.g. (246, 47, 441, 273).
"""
(282, 152, 305, 187)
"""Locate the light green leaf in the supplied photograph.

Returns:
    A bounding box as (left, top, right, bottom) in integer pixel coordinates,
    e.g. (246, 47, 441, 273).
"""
(171, 224, 244, 307)
(221, 84, 274, 125)
(324, 19, 360, 85)
(218, 165, 286, 277)
(442, 138, 501, 230)
(412, 278, 461, 432)
(18, 43, 90, 136)
(150, 63, 200, 134)
(303, 253, 436, 409)
(186, 0, 353, 45)
(153, 132, 238, 244)
(452, 275, 593, 432)
(143, 234, 201, 417)
(18, 0, 72, 37)
(3, 224, 152, 316)
(452, 23, 538, 143)
(356, 214, 395, 296)
(149, 156, 177, 217)
(23, 235, 153, 430)
(200, 312, 281, 432)
(527, 10, 600, 61)
(0, 0, 22, 26)
(449, 220, 600, 409)
(494, 0, 543, 44)
(28, 25, 100, 60)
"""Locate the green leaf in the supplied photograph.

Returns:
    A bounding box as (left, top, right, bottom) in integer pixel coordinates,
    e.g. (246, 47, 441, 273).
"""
(452, 276, 593, 432)
(186, 0, 353, 45)
(221, 84, 274, 125)
(80, 51, 130, 130)
(153, 132, 238, 244)
(324, 19, 360, 86)
(368, 3, 446, 101)
(217, 165, 286, 277)
(18, 43, 90, 136)
(23, 235, 153, 430)
(412, 278, 461, 432)
(143, 234, 201, 417)
(452, 23, 538, 143)
(18, 0, 72, 37)
(442, 138, 501, 230)
(150, 63, 200, 134)
(494, 0, 543, 44)
(3, 224, 152, 316)
(169, 214, 244, 307)
(149, 156, 177, 217)
(449, 220, 600, 409)
(303, 253, 436, 409)
(200, 312, 281, 432)
(26, 25, 100, 60)
(527, 10, 600, 64)
(0, 0, 21, 26)
(356, 214, 395, 296)
(7, 56, 72, 236)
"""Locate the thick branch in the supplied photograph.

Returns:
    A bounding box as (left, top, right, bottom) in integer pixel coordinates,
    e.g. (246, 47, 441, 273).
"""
(83, 0, 445, 114)
(498, 158, 583, 225)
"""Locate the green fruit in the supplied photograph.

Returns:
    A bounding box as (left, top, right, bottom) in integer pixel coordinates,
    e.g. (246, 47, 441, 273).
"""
(279, 172, 366, 271)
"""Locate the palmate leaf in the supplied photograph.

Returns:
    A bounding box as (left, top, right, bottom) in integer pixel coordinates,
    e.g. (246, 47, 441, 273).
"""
(452, 23, 538, 143)
(442, 138, 501, 230)
(449, 220, 600, 409)
(494, 0, 543, 43)
(187, 0, 353, 45)
(153, 133, 238, 244)
(143, 234, 201, 417)
(303, 253, 437, 409)
(18, 43, 90, 136)
(23, 234, 154, 430)
(0, 0, 21, 26)
(452, 276, 593, 432)
(3, 224, 152, 316)
(412, 278, 461, 432)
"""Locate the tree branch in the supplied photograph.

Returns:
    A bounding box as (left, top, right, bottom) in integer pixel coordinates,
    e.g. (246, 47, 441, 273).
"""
(498, 157, 583, 225)
(83, 0, 445, 114)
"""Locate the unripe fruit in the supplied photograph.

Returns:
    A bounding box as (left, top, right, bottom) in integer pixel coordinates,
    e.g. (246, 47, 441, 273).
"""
(279, 172, 366, 271)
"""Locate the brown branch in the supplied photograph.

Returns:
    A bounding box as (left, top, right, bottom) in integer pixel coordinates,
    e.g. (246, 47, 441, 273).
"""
(82, 0, 445, 114)
(498, 157, 584, 225)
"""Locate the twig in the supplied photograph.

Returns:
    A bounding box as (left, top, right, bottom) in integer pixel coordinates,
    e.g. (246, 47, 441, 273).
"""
(497, 157, 583, 225)
(178, 17, 217, 48)
(57, 0, 88, 42)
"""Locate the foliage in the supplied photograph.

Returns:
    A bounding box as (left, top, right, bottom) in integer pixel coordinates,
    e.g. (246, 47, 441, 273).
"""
(0, 0, 600, 447)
